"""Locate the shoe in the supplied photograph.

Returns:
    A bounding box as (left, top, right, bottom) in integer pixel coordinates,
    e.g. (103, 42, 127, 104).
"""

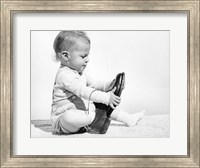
(107, 72, 125, 116)
(94, 72, 125, 116)
(86, 108, 111, 134)
(86, 73, 125, 134)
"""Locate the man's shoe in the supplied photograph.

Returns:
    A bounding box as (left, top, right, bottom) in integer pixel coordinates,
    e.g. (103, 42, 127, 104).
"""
(86, 72, 125, 134)
(86, 108, 111, 134)
(107, 72, 125, 116)
(94, 72, 125, 116)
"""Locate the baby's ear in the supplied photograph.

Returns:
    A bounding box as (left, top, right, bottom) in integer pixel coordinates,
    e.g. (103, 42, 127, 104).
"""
(61, 51, 69, 60)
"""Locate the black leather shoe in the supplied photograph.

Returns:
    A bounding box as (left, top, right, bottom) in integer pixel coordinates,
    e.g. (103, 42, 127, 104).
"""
(107, 72, 125, 116)
(94, 72, 125, 116)
(86, 108, 111, 134)
(86, 72, 125, 134)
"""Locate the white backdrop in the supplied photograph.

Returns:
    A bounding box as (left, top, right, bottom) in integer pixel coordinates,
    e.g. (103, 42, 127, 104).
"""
(31, 31, 169, 120)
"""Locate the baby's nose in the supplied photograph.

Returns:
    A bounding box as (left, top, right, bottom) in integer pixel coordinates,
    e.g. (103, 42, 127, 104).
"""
(85, 57, 89, 62)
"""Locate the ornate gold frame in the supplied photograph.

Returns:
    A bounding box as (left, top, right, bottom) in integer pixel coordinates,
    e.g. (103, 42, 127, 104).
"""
(1, 0, 199, 167)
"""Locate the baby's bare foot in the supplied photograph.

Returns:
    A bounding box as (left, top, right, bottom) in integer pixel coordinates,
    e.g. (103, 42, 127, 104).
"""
(126, 110, 145, 127)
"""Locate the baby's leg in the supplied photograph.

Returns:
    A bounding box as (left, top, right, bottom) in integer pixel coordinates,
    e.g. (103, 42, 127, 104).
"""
(59, 109, 95, 133)
(110, 108, 145, 127)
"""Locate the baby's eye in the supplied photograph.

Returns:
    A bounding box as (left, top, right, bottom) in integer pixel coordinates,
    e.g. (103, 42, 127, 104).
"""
(81, 55, 87, 58)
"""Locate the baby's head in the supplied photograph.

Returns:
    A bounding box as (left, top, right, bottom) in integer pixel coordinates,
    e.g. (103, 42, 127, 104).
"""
(53, 31, 90, 73)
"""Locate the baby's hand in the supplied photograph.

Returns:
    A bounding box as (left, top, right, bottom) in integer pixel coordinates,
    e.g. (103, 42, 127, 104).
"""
(108, 87, 121, 109)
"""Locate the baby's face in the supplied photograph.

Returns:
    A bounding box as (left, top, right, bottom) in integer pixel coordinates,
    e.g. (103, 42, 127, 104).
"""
(67, 40, 90, 73)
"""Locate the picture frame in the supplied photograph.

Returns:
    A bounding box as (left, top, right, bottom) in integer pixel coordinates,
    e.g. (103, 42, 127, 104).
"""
(0, 0, 199, 167)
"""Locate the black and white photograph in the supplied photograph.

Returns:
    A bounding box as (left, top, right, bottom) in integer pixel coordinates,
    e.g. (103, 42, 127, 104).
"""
(2, 1, 198, 165)
(31, 30, 170, 138)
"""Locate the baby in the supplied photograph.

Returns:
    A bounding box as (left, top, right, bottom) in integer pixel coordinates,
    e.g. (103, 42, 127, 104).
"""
(51, 31, 145, 134)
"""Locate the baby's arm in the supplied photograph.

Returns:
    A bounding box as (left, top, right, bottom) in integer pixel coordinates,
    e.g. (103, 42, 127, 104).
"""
(59, 72, 110, 105)
(85, 74, 113, 92)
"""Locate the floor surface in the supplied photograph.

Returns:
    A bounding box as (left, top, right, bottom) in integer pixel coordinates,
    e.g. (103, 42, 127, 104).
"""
(31, 114, 169, 138)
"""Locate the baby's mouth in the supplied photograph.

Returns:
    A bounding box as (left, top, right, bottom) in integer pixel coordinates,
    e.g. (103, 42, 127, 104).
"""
(81, 65, 86, 71)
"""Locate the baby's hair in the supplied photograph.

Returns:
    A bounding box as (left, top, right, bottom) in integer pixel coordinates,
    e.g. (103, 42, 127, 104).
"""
(53, 31, 90, 61)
